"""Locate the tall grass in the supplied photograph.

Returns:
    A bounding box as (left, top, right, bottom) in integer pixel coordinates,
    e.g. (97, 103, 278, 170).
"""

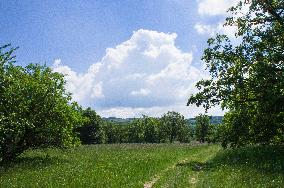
(1, 144, 283, 187)
(0, 143, 214, 187)
(154, 145, 284, 187)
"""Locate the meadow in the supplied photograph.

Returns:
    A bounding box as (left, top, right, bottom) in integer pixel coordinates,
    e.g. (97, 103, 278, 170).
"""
(1, 144, 283, 188)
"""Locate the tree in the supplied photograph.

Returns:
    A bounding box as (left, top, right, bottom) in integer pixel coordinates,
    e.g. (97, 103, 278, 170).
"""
(177, 123, 192, 143)
(128, 118, 145, 143)
(76, 107, 106, 144)
(143, 116, 160, 143)
(104, 121, 125, 143)
(0, 45, 82, 162)
(160, 111, 189, 143)
(195, 114, 210, 143)
(207, 123, 220, 143)
(188, 0, 284, 147)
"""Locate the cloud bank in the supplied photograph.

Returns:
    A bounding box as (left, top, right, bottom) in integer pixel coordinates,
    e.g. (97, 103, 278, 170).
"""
(53, 29, 222, 118)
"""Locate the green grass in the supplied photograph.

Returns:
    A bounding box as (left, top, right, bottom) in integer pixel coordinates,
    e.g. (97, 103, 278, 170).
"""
(154, 145, 284, 188)
(0, 143, 215, 187)
(1, 144, 283, 188)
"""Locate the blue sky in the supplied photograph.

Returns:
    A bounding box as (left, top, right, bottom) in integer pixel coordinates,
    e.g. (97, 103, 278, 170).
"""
(1, 0, 238, 118)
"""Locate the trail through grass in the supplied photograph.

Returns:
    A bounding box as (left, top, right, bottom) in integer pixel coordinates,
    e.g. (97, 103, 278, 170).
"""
(153, 145, 284, 188)
(144, 145, 219, 188)
(1, 144, 283, 187)
(0, 143, 214, 187)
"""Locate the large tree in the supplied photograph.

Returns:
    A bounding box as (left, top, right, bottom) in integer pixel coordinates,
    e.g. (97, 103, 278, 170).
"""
(188, 0, 284, 147)
(0, 45, 82, 162)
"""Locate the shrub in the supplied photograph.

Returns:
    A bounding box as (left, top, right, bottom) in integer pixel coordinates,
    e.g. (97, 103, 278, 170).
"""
(0, 45, 82, 162)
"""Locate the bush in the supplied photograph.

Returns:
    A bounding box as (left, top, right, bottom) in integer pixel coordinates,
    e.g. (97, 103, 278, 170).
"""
(0, 45, 82, 162)
(76, 107, 106, 144)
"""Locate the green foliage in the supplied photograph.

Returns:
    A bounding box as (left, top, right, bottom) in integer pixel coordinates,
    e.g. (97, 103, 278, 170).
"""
(160, 111, 192, 143)
(195, 114, 210, 143)
(207, 124, 220, 143)
(127, 115, 160, 143)
(188, 0, 284, 147)
(76, 107, 106, 144)
(0, 45, 82, 162)
(143, 116, 160, 143)
(93, 112, 194, 144)
(127, 118, 146, 143)
(104, 121, 127, 143)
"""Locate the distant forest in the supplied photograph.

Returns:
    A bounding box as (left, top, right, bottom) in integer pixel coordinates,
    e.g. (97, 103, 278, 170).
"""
(103, 116, 223, 125)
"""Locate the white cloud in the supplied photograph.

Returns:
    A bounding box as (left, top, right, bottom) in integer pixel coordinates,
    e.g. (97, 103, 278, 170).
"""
(131, 88, 151, 96)
(195, 22, 237, 38)
(195, 0, 251, 39)
(52, 29, 220, 118)
(98, 105, 225, 119)
(91, 82, 104, 99)
(197, 0, 238, 16)
(52, 60, 103, 102)
(195, 0, 238, 39)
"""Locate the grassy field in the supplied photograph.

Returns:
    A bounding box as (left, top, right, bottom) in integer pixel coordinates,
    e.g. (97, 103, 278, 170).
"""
(0, 144, 283, 188)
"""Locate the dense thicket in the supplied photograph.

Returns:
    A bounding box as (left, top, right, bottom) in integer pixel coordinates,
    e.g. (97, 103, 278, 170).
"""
(0, 45, 82, 162)
(188, 0, 284, 147)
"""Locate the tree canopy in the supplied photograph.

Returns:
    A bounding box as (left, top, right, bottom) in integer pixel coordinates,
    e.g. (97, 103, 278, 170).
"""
(188, 0, 284, 147)
(195, 114, 210, 143)
(0, 45, 82, 162)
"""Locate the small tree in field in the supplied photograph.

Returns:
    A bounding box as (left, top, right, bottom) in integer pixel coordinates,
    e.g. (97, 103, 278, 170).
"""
(160, 111, 189, 143)
(0, 45, 82, 163)
(195, 114, 210, 143)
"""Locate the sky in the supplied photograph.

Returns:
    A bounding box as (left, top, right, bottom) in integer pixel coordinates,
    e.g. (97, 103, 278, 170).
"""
(1, 0, 239, 118)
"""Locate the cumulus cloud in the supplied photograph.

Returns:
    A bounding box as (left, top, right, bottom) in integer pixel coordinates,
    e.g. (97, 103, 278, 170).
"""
(197, 0, 238, 16)
(52, 29, 216, 118)
(194, 22, 237, 38)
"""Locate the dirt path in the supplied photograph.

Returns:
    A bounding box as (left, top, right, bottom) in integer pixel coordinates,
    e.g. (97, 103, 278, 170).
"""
(143, 157, 196, 188)
(143, 147, 218, 188)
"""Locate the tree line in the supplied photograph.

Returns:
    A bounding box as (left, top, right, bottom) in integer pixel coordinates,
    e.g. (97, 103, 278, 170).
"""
(75, 107, 222, 145)
(76, 109, 195, 144)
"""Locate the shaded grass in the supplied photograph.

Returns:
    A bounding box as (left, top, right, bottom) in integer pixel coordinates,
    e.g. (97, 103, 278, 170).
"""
(0, 143, 214, 188)
(153, 145, 219, 188)
(197, 145, 284, 188)
(154, 145, 284, 188)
